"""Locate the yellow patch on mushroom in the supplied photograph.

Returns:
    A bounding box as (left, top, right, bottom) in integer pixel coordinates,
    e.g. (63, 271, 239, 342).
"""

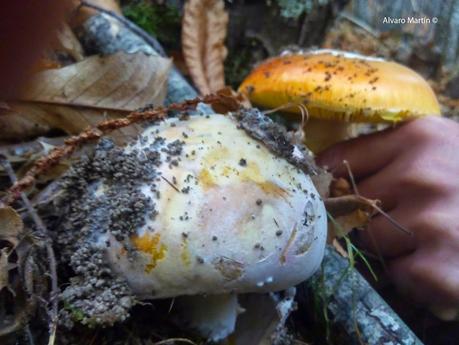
(199, 168, 217, 189)
(241, 162, 289, 199)
(132, 233, 168, 273)
(181, 238, 191, 267)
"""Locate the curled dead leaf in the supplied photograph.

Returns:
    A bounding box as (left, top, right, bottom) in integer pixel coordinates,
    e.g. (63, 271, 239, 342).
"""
(1, 52, 172, 143)
(210, 87, 251, 113)
(0, 206, 23, 293)
(52, 22, 85, 63)
(182, 0, 229, 94)
(325, 195, 375, 243)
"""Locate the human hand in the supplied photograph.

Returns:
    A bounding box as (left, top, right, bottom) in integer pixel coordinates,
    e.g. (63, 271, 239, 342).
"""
(317, 116, 459, 320)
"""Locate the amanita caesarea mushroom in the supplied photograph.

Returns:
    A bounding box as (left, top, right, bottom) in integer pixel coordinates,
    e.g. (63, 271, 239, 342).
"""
(238, 49, 441, 152)
(58, 110, 327, 340)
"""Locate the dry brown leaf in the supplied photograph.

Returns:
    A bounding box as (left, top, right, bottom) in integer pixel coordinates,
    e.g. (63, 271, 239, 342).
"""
(22, 52, 170, 110)
(0, 248, 15, 293)
(325, 195, 375, 243)
(182, 0, 228, 94)
(51, 22, 85, 62)
(2, 52, 172, 143)
(329, 177, 352, 197)
(327, 208, 372, 243)
(210, 87, 251, 113)
(0, 207, 24, 247)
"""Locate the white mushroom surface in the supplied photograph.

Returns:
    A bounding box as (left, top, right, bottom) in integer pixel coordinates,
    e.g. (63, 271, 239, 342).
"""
(95, 113, 327, 298)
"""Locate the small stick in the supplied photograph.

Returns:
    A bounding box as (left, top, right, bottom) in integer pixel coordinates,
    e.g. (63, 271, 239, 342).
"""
(161, 176, 181, 193)
(1, 94, 222, 205)
(341, 159, 412, 236)
(0, 157, 59, 345)
(343, 160, 359, 196)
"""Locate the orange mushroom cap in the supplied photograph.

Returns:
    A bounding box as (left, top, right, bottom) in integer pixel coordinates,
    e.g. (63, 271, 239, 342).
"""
(238, 50, 441, 123)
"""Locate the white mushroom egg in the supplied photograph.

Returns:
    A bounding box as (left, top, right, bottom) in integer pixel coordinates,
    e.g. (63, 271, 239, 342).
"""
(96, 113, 327, 298)
(56, 110, 327, 338)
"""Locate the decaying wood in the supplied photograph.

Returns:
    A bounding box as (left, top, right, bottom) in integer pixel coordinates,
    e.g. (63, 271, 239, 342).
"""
(182, 0, 229, 94)
(78, 0, 167, 56)
(305, 247, 423, 345)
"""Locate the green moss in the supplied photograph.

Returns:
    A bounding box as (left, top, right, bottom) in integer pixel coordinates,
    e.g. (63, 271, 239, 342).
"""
(63, 301, 85, 323)
(275, 0, 329, 19)
(123, 1, 181, 48)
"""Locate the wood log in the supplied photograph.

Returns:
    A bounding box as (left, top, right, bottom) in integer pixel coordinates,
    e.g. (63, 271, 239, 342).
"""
(305, 247, 423, 345)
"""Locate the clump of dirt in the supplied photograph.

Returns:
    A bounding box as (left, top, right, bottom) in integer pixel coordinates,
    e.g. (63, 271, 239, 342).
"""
(234, 107, 320, 176)
(54, 138, 160, 327)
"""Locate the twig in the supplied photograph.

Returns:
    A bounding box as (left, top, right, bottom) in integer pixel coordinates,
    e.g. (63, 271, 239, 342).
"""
(1, 94, 222, 205)
(161, 176, 181, 193)
(341, 160, 412, 236)
(0, 157, 59, 345)
(78, 0, 167, 57)
(343, 160, 359, 196)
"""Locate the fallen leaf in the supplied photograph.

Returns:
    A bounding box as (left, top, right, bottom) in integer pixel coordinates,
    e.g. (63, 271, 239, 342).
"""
(22, 52, 170, 111)
(329, 177, 352, 197)
(182, 0, 228, 94)
(52, 22, 85, 63)
(325, 195, 375, 243)
(0, 248, 16, 293)
(0, 207, 24, 247)
(2, 52, 172, 143)
(0, 109, 51, 141)
(0, 206, 22, 292)
(210, 87, 251, 113)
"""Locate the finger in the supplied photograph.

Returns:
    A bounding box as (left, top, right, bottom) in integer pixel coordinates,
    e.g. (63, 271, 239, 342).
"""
(316, 126, 401, 179)
(389, 247, 459, 306)
(358, 207, 416, 258)
(357, 168, 400, 210)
